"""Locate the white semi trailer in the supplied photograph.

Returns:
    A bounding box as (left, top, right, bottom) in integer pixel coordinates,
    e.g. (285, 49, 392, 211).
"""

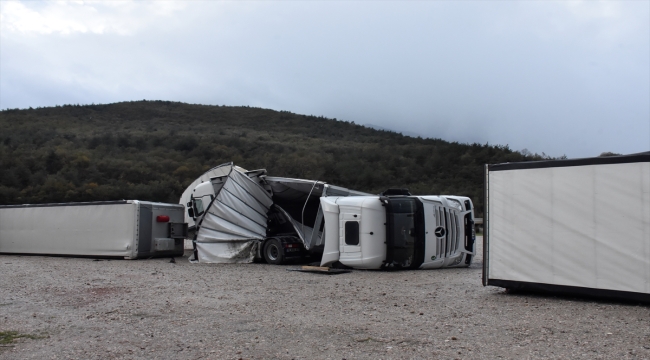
(0, 200, 187, 259)
(483, 152, 650, 302)
(183, 163, 476, 269)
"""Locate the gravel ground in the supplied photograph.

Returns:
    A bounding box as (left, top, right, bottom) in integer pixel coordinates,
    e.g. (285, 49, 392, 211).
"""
(1, 237, 650, 360)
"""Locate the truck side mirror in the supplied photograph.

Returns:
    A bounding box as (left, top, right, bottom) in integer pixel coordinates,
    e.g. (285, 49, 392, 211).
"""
(187, 208, 195, 218)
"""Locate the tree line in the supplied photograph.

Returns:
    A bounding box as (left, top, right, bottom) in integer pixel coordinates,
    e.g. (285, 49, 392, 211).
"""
(0, 101, 560, 217)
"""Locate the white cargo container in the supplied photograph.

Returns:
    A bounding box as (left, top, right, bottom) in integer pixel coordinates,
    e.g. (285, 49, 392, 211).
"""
(483, 152, 650, 302)
(0, 200, 187, 259)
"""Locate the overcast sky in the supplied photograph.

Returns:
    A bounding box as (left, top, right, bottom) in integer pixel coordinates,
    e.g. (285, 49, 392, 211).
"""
(1, 1, 648, 158)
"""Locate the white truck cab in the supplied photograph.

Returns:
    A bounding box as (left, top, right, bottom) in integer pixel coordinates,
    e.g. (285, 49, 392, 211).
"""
(321, 195, 475, 270)
(187, 181, 215, 220)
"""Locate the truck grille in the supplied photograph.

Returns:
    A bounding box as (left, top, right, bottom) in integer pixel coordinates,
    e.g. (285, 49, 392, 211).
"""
(434, 206, 461, 259)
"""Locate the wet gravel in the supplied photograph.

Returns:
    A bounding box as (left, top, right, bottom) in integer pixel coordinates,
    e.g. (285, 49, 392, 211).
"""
(1, 237, 650, 359)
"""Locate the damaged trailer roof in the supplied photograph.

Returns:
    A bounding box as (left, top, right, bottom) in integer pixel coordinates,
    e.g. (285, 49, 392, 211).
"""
(190, 164, 272, 263)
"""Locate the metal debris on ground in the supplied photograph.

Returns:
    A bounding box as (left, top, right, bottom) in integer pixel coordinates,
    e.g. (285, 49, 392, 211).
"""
(286, 266, 352, 275)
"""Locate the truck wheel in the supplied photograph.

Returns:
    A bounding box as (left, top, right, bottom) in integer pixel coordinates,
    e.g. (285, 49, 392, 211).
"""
(263, 239, 285, 265)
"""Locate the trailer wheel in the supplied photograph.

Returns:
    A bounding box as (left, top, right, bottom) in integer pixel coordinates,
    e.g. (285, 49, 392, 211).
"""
(263, 239, 285, 265)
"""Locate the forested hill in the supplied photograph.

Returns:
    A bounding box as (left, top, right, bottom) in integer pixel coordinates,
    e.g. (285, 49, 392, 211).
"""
(0, 101, 553, 216)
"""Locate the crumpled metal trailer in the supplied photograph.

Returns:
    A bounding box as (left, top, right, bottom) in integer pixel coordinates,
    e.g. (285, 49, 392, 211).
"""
(483, 152, 650, 302)
(181, 162, 369, 263)
(0, 200, 187, 259)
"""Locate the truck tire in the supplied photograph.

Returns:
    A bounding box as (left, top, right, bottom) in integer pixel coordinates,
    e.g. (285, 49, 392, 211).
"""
(263, 238, 285, 265)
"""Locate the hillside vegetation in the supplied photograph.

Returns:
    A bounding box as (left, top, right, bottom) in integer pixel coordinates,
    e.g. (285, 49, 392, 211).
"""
(0, 101, 555, 216)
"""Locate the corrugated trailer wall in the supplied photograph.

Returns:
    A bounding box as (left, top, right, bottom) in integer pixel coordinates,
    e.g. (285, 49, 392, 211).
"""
(484, 152, 650, 302)
(0, 201, 186, 259)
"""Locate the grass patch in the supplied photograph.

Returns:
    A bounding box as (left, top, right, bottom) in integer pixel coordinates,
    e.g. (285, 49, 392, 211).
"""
(0, 331, 45, 344)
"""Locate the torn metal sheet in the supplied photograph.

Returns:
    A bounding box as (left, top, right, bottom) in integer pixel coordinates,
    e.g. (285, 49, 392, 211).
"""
(192, 240, 259, 264)
(272, 204, 318, 249)
(190, 164, 273, 263)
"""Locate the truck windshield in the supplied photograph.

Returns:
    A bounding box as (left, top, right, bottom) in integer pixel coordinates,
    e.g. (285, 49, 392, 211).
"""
(385, 197, 424, 268)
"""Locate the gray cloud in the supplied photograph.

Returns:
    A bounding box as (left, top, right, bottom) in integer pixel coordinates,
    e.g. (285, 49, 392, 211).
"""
(1, 1, 648, 158)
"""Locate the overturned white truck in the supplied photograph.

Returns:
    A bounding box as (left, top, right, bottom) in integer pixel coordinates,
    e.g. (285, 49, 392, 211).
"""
(180, 163, 476, 269)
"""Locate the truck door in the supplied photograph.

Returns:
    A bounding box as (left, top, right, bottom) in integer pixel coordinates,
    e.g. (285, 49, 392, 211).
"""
(338, 205, 362, 261)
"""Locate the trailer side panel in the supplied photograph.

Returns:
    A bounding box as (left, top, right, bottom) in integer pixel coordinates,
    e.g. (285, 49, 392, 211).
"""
(486, 155, 650, 299)
(0, 202, 136, 257)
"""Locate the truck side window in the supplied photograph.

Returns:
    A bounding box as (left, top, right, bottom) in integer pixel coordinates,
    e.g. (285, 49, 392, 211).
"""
(193, 199, 204, 216)
(345, 221, 359, 245)
(202, 195, 213, 208)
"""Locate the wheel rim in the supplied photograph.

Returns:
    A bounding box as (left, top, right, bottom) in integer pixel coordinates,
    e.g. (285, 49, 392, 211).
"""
(267, 244, 279, 261)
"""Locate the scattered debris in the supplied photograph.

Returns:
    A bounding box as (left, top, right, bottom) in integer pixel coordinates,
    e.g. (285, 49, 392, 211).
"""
(286, 266, 351, 275)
